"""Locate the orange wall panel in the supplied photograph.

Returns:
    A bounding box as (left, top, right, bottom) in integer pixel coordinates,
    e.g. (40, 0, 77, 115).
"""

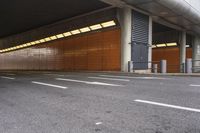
(153, 47, 192, 73)
(0, 28, 121, 71)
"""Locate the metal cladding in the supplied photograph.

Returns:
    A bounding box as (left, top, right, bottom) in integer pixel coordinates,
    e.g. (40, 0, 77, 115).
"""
(0, 29, 121, 71)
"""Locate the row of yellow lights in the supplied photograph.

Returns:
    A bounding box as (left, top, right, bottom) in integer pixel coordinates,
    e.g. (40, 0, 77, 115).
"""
(0, 20, 116, 53)
(152, 42, 177, 48)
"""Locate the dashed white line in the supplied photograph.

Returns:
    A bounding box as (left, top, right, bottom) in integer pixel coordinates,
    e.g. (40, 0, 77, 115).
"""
(56, 78, 123, 87)
(95, 122, 103, 125)
(32, 81, 67, 89)
(1, 76, 15, 80)
(88, 77, 130, 82)
(99, 75, 167, 80)
(134, 99, 200, 113)
(190, 84, 200, 87)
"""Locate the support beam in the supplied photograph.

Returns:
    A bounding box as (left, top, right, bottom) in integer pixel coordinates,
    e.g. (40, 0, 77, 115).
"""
(179, 31, 186, 73)
(148, 16, 153, 69)
(192, 36, 200, 73)
(118, 7, 132, 72)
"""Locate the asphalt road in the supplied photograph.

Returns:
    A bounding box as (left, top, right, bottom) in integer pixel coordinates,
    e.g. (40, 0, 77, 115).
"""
(0, 71, 200, 133)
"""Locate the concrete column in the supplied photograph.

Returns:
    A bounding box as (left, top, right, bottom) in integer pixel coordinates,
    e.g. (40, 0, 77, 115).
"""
(192, 36, 200, 72)
(118, 7, 132, 72)
(148, 16, 153, 69)
(179, 31, 186, 73)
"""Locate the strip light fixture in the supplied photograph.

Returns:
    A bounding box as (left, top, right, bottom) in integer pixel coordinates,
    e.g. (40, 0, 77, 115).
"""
(153, 42, 178, 48)
(0, 20, 116, 53)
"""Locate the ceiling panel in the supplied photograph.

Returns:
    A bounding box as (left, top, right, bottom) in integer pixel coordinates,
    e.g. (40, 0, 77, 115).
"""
(136, 2, 177, 17)
(0, 0, 109, 38)
(166, 16, 193, 26)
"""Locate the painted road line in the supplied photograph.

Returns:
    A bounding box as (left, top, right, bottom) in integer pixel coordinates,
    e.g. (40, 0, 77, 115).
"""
(56, 78, 123, 87)
(134, 99, 200, 113)
(190, 84, 200, 87)
(1, 76, 15, 80)
(95, 122, 103, 125)
(99, 75, 167, 80)
(32, 81, 67, 89)
(88, 77, 130, 82)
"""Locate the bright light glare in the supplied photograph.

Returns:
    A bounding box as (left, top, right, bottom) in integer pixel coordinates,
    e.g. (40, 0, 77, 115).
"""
(101, 21, 116, 28)
(90, 24, 102, 30)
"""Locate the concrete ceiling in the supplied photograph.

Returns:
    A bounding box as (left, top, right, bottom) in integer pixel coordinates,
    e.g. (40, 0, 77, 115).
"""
(101, 0, 200, 36)
(0, 0, 109, 38)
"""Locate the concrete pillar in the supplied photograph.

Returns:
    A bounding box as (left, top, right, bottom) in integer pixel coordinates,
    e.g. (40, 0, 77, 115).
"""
(179, 31, 186, 73)
(118, 7, 132, 72)
(192, 36, 200, 73)
(148, 16, 153, 69)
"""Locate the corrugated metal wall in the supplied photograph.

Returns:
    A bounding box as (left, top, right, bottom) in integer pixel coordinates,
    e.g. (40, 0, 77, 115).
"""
(131, 11, 149, 69)
(0, 28, 121, 71)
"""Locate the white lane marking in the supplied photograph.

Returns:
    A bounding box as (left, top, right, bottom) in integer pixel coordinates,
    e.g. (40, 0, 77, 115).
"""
(134, 99, 200, 113)
(1, 76, 15, 80)
(88, 77, 130, 82)
(99, 75, 167, 80)
(56, 78, 123, 87)
(190, 84, 200, 87)
(95, 122, 103, 125)
(32, 81, 67, 89)
(44, 74, 65, 77)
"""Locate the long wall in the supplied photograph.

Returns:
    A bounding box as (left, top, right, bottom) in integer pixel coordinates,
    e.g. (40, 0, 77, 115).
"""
(0, 28, 121, 71)
(152, 47, 192, 73)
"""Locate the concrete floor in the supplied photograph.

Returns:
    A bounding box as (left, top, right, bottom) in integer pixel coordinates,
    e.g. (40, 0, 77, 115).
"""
(0, 71, 200, 133)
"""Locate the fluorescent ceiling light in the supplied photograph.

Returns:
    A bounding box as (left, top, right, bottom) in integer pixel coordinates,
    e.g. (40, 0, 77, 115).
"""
(90, 24, 102, 30)
(26, 43, 32, 46)
(23, 44, 28, 47)
(63, 32, 72, 37)
(44, 37, 51, 42)
(56, 34, 64, 38)
(35, 40, 40, 44)
(71, 30, 81, 35)
(16, 46, 21, 49)
(50, 36, 57, 40)
(166, 43, 177, 47)
(156, 44, 166, 47)
(101, 20, 116, 28)
(30, 42, 36, 45)
(186, 45, 190, 48)
(152, 45, 157, 48)
(80, 27, 90, 33)
(40, 39, 46, 43)
(19, 45, 23, 48)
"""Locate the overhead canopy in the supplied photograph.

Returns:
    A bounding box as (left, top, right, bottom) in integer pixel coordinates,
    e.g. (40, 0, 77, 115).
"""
(101, 0, 200, 35)
(0, 0, 109, 38)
